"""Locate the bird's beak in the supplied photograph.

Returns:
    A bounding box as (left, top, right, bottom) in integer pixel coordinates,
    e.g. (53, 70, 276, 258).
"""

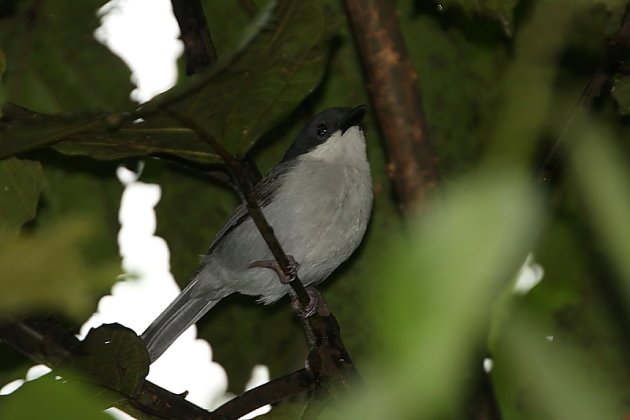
(340, 105, 367, 134)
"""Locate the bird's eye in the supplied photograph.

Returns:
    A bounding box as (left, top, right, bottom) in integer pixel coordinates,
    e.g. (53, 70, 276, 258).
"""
(316, 123, 328, 137)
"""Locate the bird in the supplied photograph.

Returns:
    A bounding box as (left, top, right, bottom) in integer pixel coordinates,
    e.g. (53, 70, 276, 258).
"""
(141, 105, 373, 363)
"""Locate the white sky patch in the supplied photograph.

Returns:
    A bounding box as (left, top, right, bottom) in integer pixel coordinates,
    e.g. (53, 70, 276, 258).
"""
(95, 0, 182, 103)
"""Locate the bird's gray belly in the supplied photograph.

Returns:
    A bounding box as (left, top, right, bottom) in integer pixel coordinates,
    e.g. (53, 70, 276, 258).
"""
(200, 162, 372, 304)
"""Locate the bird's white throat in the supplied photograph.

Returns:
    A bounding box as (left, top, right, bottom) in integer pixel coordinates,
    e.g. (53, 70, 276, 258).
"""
(304, 126, 368, 168)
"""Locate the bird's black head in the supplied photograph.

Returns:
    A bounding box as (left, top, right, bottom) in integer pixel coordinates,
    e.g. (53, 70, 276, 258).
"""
(281, 105, 367, 162)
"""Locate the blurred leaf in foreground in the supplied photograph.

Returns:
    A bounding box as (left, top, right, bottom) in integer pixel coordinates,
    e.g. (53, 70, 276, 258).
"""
(328, 168, 543, 419)
(0, 374, 110, 420)
(0, 221, 117, 320)
(570, 125, 630, 314)
(492, 308, 623, 420)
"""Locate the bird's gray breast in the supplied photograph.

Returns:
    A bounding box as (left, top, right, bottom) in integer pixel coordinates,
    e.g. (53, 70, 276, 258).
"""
(204, 157, 373, 304)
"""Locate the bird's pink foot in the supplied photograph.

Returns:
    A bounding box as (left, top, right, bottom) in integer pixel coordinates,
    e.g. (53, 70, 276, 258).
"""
(248, 255, 299, 284)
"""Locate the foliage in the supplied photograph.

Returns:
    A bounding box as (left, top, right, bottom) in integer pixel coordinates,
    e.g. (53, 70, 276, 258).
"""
(1, 0, 630, 418)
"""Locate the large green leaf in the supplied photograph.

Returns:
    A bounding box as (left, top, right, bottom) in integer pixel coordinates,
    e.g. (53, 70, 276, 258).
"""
(0, 0, 134, 113)
(140, 0, 337, 156)
(1, 0, 335, 166)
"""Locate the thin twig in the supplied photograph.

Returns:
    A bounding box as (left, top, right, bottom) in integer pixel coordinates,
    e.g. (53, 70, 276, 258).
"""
(344, 0, 439, 213)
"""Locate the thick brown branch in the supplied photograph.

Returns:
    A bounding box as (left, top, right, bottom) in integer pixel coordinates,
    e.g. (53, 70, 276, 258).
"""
(344, 0, 439, 213)
(170, 0, 217, 75)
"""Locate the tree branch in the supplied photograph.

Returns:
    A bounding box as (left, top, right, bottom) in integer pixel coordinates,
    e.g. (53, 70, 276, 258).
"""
(0, 318, 220, 420)
(170, 0, 217, 75)
(344, 0, 439, 213)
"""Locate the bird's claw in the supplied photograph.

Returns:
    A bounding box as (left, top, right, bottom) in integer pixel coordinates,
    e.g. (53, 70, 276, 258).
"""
(291, 287, 328, 318)
(248, 255, 299, 284)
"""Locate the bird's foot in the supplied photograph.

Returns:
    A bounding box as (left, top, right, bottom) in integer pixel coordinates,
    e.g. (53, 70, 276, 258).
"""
(291, 287, 329, 318)
(248, 255, 299, 284)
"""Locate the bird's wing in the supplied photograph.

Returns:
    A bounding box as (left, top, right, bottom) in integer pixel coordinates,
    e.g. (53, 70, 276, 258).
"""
(205, 161, 293, 253)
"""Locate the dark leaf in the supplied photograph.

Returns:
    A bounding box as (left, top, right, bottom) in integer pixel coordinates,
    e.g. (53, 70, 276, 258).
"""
(140, 0, 337, 155)
(61, 324, 149, 399)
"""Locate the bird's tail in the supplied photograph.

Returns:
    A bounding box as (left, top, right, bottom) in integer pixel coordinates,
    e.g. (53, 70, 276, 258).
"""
(141, 279, 220, 363)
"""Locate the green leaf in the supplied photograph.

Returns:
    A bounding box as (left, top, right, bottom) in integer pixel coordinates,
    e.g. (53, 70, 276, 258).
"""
(141, 0, 337, 155)
(570, 126, 630, 311)
(53, 115, 219, 164)
(60, 324, 149, 400)
(0, 157, 45, 239)
(0, 0, 134, 113)
(0, 104, 104, 160)
(0, 374, 110, 420)
(0, 221, 117, 319)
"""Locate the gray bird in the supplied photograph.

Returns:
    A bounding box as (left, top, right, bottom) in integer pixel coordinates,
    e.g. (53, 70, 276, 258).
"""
(142, 105, 373, 363)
